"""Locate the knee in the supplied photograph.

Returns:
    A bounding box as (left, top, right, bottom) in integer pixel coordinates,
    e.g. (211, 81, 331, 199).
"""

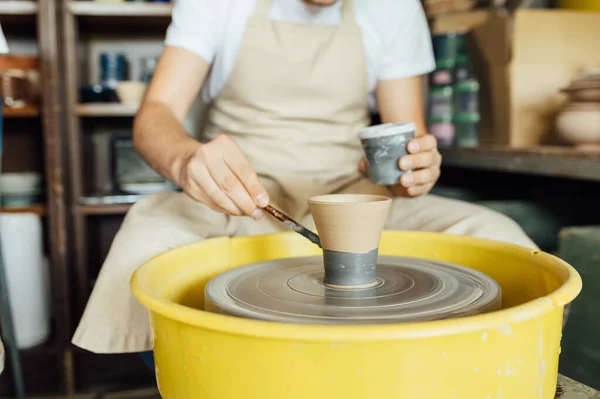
(459, 209, 538, 249)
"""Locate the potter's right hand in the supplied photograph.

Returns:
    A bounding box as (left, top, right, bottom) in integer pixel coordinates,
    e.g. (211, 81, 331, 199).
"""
(177, 134, 269, 220)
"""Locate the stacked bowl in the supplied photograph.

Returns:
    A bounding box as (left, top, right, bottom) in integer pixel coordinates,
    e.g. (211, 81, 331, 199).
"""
(0, 172, 43, 207)
(556, 70, 600, 149)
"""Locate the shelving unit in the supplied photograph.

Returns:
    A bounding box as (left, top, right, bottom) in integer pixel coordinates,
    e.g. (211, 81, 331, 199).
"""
(1, 204, 46, 216)
(0, 0, 68, 396)
(79, 203, 132, 215)
(69, 1, 173, 17)
(77, 103, 139, 117)
(440, 145, 600, 182)
(3, 106, 39, 118)
(0, 1, 38, 16)
(61, 0, 168, 393)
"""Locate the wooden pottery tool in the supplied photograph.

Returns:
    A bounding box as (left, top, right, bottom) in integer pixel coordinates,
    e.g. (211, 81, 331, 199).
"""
(263, 205, 321, 248)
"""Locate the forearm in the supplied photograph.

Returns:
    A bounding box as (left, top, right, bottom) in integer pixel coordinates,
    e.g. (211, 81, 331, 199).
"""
(133, 101, 201, 186)
(376, 75, 428, 137)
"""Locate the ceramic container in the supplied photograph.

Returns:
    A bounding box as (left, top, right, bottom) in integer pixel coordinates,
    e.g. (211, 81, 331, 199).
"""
(561, 70, 600, 102)
(116, 81, 147, 104)
(0, 55, 40, 109)
(454, 79, 479, 114)
(454, 113, 480, 147)
(0, 172, 42, 194)
(99, 52, 127, 88)
(430, 59, 455, 87)
(428, 85, 453, 119)
(556, 102, 600, 149)
(454, 54, 473, 82)
(428, 115, 455, 147)
(307, 194, 391, 288)
(561, 86, 600, 103)
(131, 231, 581, 399)
(360, 123, 415, 185)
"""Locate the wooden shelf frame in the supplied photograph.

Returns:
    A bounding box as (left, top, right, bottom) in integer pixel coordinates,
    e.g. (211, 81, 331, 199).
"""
(68, 1, 173, 17)
(0, 0, 70, 396)
(1, 204, 46, 216)
(78, 203, 132, 215)
(37, 0, 71, 394)
(3, 106, 40, 118)
(0, 1, 38, 16)
(440, 145, 600, 182)
(76, 103, 138, 117)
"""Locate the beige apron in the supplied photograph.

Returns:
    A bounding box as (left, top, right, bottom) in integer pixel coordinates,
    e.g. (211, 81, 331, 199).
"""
(72, 0, 536, 354)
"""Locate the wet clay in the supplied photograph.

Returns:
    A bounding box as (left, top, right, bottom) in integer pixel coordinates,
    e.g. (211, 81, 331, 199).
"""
(307, 194, 391, 288)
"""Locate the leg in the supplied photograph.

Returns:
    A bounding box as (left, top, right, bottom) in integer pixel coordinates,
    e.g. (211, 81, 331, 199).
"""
(386, 194, 538, 249)
(72, 192, 239, 354)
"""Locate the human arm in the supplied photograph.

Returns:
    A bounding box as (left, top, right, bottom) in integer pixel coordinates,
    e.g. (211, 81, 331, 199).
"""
(357, 0, 440, 197)
(133, 46, 269, 219)
(376, 76, 441, 197)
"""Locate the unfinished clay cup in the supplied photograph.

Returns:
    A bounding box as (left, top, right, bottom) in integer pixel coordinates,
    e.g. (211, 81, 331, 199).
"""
(308, 194, 392, 289)
(360, 123, 416, 185)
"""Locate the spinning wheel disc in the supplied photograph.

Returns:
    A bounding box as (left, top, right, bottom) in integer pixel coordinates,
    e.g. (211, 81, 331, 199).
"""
(205, 256, 502, 325)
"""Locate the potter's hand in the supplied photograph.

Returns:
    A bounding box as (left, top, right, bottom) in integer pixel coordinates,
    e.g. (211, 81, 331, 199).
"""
(392, 134, 441, 197)
(177, 134, 269, 219)
(358, 133, 441, 197)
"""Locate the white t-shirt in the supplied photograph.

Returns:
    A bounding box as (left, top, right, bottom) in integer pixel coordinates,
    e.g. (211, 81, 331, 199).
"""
(0, 25, 8, 54)
(165, 0, 435, 110)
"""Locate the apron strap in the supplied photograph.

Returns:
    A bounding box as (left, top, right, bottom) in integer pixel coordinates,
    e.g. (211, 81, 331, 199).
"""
(254, 0, 271, 16)
(340, 0, 356, 23)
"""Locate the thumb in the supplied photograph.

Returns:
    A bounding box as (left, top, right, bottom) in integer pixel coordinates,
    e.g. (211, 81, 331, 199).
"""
(358, 158, 367, 173)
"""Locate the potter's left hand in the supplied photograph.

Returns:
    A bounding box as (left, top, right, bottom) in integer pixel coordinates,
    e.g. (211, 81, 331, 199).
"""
(392, 134, 441, 197)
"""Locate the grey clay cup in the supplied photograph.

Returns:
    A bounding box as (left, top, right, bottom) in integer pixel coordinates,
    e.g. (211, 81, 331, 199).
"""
(360, 123, 416, 185)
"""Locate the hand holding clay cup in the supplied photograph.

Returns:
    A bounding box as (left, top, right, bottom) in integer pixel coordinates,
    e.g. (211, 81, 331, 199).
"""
(308, 194, 391, 289)
(359, 123, 416, 186)
(359, 123, 442, 197)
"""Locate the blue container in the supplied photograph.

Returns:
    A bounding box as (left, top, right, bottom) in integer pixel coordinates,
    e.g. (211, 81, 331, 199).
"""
(100, 52, 127, 88)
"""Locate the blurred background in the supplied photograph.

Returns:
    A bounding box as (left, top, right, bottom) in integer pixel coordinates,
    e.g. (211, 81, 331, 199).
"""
(0, 0, 598, 397)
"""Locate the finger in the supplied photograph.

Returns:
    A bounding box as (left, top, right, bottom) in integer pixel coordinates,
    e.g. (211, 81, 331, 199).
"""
(195, 163, 244, 216)
(398, 151, 435, 171)
(407, 183, 434, 197)
(358, 158, 367, 173)
(400, 167, 440, 188)
(224, 146, 270, 208)
(207, 160, 262, 219)
(185, 178, 230, 214)
(407, 134, 437, 154)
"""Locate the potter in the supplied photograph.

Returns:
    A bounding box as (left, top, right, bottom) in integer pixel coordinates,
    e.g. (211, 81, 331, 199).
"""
(72, 0, 538, 365)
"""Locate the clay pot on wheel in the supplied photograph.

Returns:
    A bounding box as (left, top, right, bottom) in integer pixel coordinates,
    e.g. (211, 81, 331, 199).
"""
(555, 102, 600, 150)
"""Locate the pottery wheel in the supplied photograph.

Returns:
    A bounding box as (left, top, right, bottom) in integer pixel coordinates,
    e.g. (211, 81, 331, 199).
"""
(205, 256, 502, 324)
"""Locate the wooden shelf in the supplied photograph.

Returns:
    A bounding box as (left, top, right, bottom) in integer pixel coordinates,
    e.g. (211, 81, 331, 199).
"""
(0, 1, 38, 16)
(440, 145, 600, 182)
(428, 8, 490, 34)
(79, 203, 132, 215)
(3, 106, 40, 118)
(76, 103, 138, 117)
(69, 1, 173, 17)
(1, 204, 46, 216)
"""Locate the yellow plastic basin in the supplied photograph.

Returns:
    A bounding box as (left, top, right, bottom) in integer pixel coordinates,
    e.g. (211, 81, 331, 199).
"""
(131, 231, 582, 399)
(559, 0, 600, 11)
